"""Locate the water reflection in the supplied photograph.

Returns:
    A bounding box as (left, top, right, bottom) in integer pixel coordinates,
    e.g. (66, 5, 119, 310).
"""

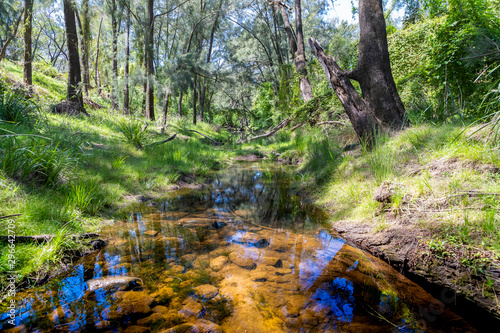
(0, 163, 475, 332)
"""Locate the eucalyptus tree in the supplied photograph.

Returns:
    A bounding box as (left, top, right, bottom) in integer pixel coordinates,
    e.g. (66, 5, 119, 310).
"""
(0, 1, 23, 61)
(23, 0, 33, 85)
(63, 0, 83, 106)
(309, 0, 406, 145)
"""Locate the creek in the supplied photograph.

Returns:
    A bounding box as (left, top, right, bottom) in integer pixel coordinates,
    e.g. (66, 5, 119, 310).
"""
(0, 162, 476, 332)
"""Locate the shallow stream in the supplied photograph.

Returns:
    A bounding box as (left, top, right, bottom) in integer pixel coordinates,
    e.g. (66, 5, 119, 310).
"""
(1, 162, 476, 332)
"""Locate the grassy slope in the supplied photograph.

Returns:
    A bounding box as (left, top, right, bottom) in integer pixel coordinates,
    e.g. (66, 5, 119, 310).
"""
(0, 60, 233, 287)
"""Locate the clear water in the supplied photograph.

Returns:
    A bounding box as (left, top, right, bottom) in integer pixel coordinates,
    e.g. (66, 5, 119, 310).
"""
(0, 163, 475, 332)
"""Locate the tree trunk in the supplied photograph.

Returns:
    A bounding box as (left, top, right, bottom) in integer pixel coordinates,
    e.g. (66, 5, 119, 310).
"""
(161, 90, 170, 133)
(294, 0, 313, 102)
(348, 0, 405, 130)
(23, 0, 33, 86)
(178, 92, 183, 117)
(274, 0, 313, 102)
(63, 0, 83, 107)
(123, 8, 130, 114)
(193, 75, 197, 125)
(308, 0, 406, 145)
(110, 0, 119, 111)
(309, 38, 378, 145)
(145, 0, 155, 120)
(81, 0, 90, 96)
(95, 18, 103, 94)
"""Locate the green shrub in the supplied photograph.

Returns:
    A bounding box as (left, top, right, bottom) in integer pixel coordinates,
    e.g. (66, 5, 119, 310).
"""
(0, 83, 39, 128)
(116, 118, 148, 148)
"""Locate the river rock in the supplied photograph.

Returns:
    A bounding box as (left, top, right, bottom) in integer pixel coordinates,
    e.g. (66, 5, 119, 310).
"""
(191, 319, 224, 333)
(229, 252, 256, 270)
(193, 284, 219, 300)
(151, 286, 175, 303)
(123, 325, 151, 333)
(161, 323, 194, 333)
(299, 308, 319, 326)
(210, 256, 229, 271)
(116, 291, 154, 316)
(170, 265, 185, 274)
(86, 276, 143, 292)
(179, 298, 204, 318)
(281, 295, 309, 318)
(262, 256, 283, 268)
(153, 305, 169, 314)
(181, 253, 197, 262)
(239, 233, 270, 248)
(143, 230, 160, 237)
(137, 312, 166, 326)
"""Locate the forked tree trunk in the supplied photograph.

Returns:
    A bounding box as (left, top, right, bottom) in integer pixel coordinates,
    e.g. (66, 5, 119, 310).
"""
(0, 12, 23, 62)
(63, 0, 83, 107)
(309, 38, 378, 145)
(347, 0, 405, 130)
(309, 0, 405, 144)
(23, 0, 33, 85)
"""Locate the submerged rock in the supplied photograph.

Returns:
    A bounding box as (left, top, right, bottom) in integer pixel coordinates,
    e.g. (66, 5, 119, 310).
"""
(193, 284, 219, 300)
(210, 256, 229, 271)
(86, 276, 143, 292)
(161, 320, 223, 333)
(137, 312, 166, 326)
(116, 291, 154, 316)
(123, 325, 151, 333)
(179, 298, 204, 319)
(261, 257, 283, 268)
(229, 252, 256, 270)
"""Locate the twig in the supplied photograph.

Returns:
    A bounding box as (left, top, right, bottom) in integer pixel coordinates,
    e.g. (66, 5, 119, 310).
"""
(0, 214, 21, 220)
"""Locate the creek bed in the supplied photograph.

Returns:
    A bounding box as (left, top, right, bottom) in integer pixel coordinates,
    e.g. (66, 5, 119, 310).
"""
(0, 162, 476, 332)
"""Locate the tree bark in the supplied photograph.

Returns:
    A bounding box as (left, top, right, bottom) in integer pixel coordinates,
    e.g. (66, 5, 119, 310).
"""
(161, 90, 170, 133)
(309, 38, 378, 145)
(63, 0, 83, 107)
(294, 0, 313, 102)
(145, 0, 155, 120)
(274, 0, 313, 102)
(123, 8, 130, 114)
(193, 74, 197, 125)
(81, 0, 91, 96)
(95, 18, 103, 94)
(23, 0, 33, 85)
(178, 92, 183, 117)
(110, 0, 119, 110)
(348, 0, 405, 130)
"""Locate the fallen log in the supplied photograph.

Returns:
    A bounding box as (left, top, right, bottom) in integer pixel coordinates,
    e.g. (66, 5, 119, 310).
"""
(186, 130, 219, 145)
(0, 233, 101, 244)
(246, 116, 293, 142)
(317, 121, 347, 126)
(0, 214, 22, 220)
(146, 133, 177, 147)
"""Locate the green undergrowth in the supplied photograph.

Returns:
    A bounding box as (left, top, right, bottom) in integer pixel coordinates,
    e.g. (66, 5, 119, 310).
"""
(0, 64, 234, 289)
(312, 124, 500, 268)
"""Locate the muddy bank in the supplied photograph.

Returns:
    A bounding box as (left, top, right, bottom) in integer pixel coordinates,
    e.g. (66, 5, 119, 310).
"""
(330, 217, 500, 330)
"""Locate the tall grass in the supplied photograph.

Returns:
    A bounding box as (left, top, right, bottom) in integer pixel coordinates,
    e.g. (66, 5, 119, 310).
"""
(0, 82, 40, 128)
(116, 118, 148, 148)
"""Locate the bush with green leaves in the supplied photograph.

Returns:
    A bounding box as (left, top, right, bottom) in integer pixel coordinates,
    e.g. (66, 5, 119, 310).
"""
(0, 81, 39, 128)
(116, 118, 148, 148)
(0, 135, 76, 186)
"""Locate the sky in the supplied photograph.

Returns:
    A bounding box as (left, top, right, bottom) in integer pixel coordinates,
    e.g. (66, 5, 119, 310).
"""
(329, 0, 405, 24)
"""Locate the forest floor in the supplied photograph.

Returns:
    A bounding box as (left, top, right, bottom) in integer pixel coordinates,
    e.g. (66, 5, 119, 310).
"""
(1, 60, 500, 325)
